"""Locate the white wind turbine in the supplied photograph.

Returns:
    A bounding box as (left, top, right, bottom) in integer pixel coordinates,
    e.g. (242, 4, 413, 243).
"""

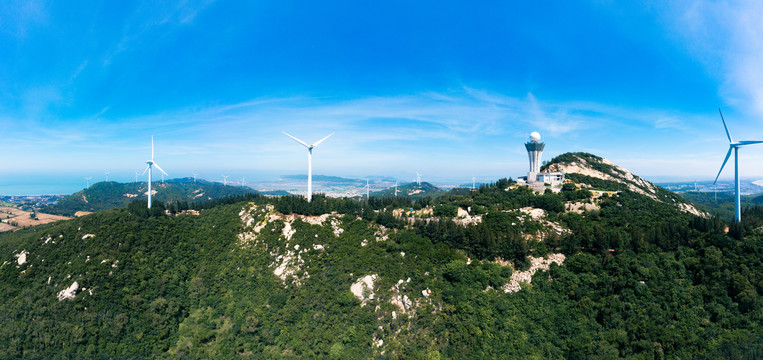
(135, 171, 140, 183)
(394, 180, 399, 197)
(713, 109, 763, 223)
(364, 179, 371, 199)
(192, 172, 198, 183)
(416, 172, 422, 186)
(105, 170, 110, 182)
(472, 176, 476, 190)
(85, 177, 92, 189)
(282, 131, 334, 202)
(240, 177, 246, 186)
(222, 175, 229, 186)
(141, 136, 168, 209)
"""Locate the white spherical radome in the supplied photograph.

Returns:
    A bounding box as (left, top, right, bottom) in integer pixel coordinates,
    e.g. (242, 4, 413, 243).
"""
(529, 131, 541, 143)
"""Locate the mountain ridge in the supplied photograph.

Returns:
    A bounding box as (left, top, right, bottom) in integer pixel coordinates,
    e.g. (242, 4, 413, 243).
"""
(0, 153, 760, 358)
(41, 179, 255, 216)
(544, 152, 706, 217)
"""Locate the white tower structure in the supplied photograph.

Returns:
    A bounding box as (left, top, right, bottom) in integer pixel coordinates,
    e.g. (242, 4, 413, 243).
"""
(521, 131, 564, 186)
(525, 131, 545, 182)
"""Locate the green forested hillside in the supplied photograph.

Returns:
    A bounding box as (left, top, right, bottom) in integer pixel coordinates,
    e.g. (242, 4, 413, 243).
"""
(371, 182, 445, 199)
(1, 160, 762, 358)
(678, 191, 759, 222)
(41, 178, 255, 216)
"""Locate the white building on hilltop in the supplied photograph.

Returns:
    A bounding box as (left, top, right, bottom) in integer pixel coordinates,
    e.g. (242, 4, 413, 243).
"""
(519, 131, 564, 185)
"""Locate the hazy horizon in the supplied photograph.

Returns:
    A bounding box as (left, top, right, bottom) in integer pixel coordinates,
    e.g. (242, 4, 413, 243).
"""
(2, 171, 763, 197)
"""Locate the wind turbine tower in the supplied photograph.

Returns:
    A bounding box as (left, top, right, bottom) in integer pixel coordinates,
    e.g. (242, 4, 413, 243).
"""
(105, 170, 110, 182)
(282, 131, 334, 202)
(141, 136, 168, 209)
(365, 179, 371, 199)
(472, 176, 476, 190)
(222, 175, 229, 186)
(192, 173, 198, 183)
(85, 177, 92, 189)
(135, 171, 140, 183)
(416, 172, 422, 186)
(394, 181, 399, 197)
(713, 109, 763, 222)
(241, 177, 246, 186)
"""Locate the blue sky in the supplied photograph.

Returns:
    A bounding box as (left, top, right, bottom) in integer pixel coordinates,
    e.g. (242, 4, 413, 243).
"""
(2, 0, 763, 192)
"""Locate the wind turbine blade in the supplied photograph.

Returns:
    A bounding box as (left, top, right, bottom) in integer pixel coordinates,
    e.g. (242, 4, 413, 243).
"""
(713, 147, 733, 184)
(719, 109, 733, 143)
(737, 140, 763, 145)
(141, 165, 150, 175)
(282, 132, 310, 148)
(312, 132, 335, 147)
(153, 162, 169, 176)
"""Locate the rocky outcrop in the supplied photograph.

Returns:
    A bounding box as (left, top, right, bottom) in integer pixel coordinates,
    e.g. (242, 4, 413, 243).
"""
(57, 281, 79, 301)
(545, 153, 707, 217)
(503, 254, 565, 293)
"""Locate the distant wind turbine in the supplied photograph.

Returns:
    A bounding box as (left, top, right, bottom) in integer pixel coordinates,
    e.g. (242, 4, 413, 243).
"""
(472, 176, 476, 190)
(105, 170, 109, 182)
(192, 172, 198, 183)
(241, 177, 246, 186)
(713, 108, 763, 222)
(141, 136, 168, 209)
(222, 175, 229, 186)
(394, 180, 399, 197)
(365, 179, 371, 199)
(85, 177, 92, 189)
(135, 171, 140, 183)
(282, 131, 334, 202)
(416, 172, 422, 186)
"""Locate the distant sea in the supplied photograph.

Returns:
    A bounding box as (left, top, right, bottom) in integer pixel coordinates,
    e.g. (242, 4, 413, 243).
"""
(0, 174, 93, 196)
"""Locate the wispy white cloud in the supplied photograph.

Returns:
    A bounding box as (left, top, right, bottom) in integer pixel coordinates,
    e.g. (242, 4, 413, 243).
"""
(103, 0, 216, 66)
(0, 0, 48, 38)
(662, 1, 763, 117)
(654, 116, 686, 130)
(2, 88, 728, 179)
